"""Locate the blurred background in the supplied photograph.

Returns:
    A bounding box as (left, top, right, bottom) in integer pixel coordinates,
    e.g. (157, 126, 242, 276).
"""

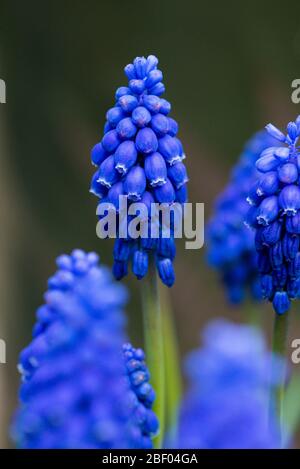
(1, 0, 300, 448)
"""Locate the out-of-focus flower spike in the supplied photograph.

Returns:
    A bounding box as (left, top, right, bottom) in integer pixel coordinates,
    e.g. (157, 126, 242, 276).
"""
(12, 251, 158, 449)
(174, 320, 281, 449)
(207, 131, 279, 305)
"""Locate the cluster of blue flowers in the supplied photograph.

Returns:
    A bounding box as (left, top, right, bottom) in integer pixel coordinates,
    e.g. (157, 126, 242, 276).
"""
(90, 55, 188, 287)
(175, 320, 281, 449)
(12, 250, 158, 449)
(206, 131, 278, 304)
(246, 116, 300, 314)
(13, 54, 298, 451)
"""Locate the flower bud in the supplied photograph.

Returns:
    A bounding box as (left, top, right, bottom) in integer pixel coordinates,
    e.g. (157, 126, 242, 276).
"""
(91, 142, 107, 166)
(151, 113, 169, 136)
(158, 135, 181, 165)
(269, 242, 283, 269)
(149, 83, 165, 96)
(145, 55, 159, 74)
(256, 196, 279, 226)
(261, 274, 273, 299)
(261, 221, 282, 246)
(154, 179, 175, 204)
(272, 265, 287, 289)
(142, 95, 161, 114)
(286, 211, 300, 234)
(282, 233, 299, 261)
(159, 98, 171, 115)
(157, 238, 176, 260)
(101, 130, 120, 153)
(107, 182, 124, 210)
(272, 291, 290, 315)
(140, 191, 155, 219)
(145, 69, 163, 88)
(136, 128, 158, 154)
(265, 123, 286, 142)
(144, 152, 167, 187)
(175, 184, 188, 203)
(114, 141, 137, 175)
(116, 117, 137, 139)
(118, 95, 139, 113)
(124, 63, 136, 80)
(129, 79, 145, 95)
(133, 57, 147, 78)
(287, 278, 300, 299)
(168, 118, 178, 137)
(124, 166, 146, 201)
(132, 106, 151, 127)
(256, 171, 279, 196)
(168, 161, 189, 189)
(113, 238, 131, 262)
(288, 252, 300, 278)
(278, 184, 300, 216)
(132, 250, 148, 279)
(115, 86, 130, 100)
(97, 155, 120, 188)
(106, 107, 125, 128)
(156, 258, 175, 287)
(256, 155, 280, 173)
(90, 170, 108, 198)
(287, 122, 298, 141)
(278, 163, 298, 184)
(274, 147, 290, 161)
(113, 260, 128, 280)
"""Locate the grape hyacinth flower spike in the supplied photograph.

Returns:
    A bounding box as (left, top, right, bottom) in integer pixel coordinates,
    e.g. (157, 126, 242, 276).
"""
(246, 116, 300, 315)
(246, 116, 300, 443)
(206, 131, 279, 305)
(90, 55, 186, 447)
(12, 250, 158, 449)
(174, 320, 281, 449)
(90, 55, 188, 288)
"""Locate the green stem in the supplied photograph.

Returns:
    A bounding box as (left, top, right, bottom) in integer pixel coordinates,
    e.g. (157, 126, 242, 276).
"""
(271, 312, 290, 447)
(141, 263, 165, 449)
(245, 302, 261, 328)
(160, 284, 182, 444)
(283, 373, 300, 446)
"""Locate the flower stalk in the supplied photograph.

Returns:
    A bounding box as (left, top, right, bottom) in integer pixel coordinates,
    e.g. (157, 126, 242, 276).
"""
(160, 283, 182, 444)
(141, 261, 165, 448)
(271, 311, 290, 447)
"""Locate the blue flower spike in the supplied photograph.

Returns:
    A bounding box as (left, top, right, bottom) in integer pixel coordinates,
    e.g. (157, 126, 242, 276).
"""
(206, 131, 279, 304)
(175, 320, 281, 449)
(90, 55, 188, 287)
(12, 250, 158, 449)
(247, 116, 300, 314)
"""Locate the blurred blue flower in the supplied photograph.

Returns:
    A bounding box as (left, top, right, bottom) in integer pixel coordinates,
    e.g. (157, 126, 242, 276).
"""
(206, 131, 278, 304)
(175, 320, 281, 449)
(90, 55, 188, 287)
(246, 116, 300, 314)
(12, 250, 158, 449)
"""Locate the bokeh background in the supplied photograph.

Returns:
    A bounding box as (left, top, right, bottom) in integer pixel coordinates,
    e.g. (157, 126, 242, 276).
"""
(1, 0, 300, 448)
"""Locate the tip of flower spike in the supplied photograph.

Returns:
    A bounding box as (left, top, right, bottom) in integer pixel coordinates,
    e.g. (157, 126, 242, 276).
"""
(123, 55, 164, 97)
